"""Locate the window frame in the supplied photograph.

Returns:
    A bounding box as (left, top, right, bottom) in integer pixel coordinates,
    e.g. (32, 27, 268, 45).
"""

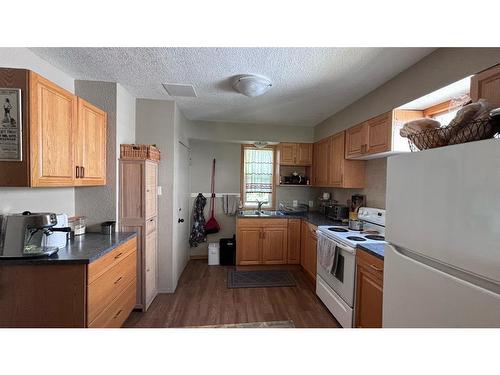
(240, 144, 277, 210)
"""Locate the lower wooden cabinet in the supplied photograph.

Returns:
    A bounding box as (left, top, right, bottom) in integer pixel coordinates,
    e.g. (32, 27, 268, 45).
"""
(287, 219, 301, 264)
(300, 221, 317, 282)
(236, 219, 288, 265)
(0, 237, 137, 328)
(355, 249, 384, 328)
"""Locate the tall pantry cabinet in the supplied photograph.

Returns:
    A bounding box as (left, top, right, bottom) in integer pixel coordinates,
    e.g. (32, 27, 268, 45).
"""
(119, 159, 158, 311)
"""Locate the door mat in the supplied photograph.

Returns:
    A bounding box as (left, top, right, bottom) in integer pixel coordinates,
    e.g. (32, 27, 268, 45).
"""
(191, 320, 295, 328)
(227, 269, 296, 289)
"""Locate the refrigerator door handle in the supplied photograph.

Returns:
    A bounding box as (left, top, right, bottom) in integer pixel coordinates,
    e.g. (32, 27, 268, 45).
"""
(389, 244, 500, 295)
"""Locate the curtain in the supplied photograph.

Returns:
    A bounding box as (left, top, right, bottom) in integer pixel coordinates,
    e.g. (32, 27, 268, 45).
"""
(244, 148, 273, 203)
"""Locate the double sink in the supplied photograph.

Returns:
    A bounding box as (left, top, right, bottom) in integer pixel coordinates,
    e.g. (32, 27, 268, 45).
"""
(239, 210, 288, 217)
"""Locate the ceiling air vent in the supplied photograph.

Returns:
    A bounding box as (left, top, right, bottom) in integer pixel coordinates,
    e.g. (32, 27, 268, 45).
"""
(162, 83, 197, 97)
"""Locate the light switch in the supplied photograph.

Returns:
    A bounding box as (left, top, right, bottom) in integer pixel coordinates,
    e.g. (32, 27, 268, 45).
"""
(308, 200, 314, 207)
(293, 200, 298, 207)
(157, 186, 162, 195)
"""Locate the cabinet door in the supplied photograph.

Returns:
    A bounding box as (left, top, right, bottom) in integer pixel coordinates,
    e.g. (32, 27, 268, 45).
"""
(145, 220, 157, 310)
(236, 227, 262, 265)
(29, 72, 77, 186)
(262, 227, 288, 265)
(306, 225, 318, 280)
(287, 219, 301, 264)
(76, 98, 107, 186)
(367, 112, 392, 155)
(345, 122, 368, 159)
(355, 251, 384, 328)
(120, 225, 144, 309)
(296, 143, 313, 165)
(278, 143, 297, 165)
(300, 220, 307, 268)
(145, 161, 158, 219)
(471, 64, 500, 108)
(329, 131, 345, 187)
(313, 138, 330, 186)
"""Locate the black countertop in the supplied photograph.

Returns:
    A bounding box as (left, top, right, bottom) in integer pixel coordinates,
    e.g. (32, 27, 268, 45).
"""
(237, 211, 347, 227)
(0, 232, 137, 265)
(357, 243, 385, 260)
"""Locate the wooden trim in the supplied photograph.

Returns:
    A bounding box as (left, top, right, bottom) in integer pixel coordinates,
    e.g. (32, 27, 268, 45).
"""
(423, 100, 460, 118)
(190, 255, 208, 260)
(240, 144, 277, 210)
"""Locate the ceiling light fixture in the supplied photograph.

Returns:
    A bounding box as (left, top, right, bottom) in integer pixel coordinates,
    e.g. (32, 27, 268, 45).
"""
(253, 141, 269, 149)
(232, 74, 272, 97)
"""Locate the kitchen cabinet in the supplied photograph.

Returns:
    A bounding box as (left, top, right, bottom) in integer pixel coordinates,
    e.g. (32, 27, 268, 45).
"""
(236, 218, 288, 265)
(313, 131, 365, 188)
(278, 142, 313, 165)
(345, 110, 422, 159)
(471, 63, 500, 108)
(119, 159, 159, 311)
(355, 249, 384, 328)
(0, 68, 107, 187)
(75, 98, 107, 185)
(312, 137, 330, 186)
(287, 219, 301, 264)
(0, 237, 137, 328)
(300, 220, 317, 282)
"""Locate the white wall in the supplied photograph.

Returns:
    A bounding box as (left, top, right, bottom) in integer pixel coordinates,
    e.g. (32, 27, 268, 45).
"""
(0, 48, 76, 215)
(136, 99, 176, 292)
(116, 84, 136, 222)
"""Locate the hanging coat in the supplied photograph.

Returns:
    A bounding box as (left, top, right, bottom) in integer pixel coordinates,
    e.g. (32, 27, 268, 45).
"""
(189, 193, 207, 247)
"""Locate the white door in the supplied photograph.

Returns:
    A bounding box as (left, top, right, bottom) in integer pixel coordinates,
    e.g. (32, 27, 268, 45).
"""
(173, 141, 190, 285)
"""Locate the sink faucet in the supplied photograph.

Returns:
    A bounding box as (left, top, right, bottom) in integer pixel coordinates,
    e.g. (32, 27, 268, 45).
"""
(257, 201, 268, 211)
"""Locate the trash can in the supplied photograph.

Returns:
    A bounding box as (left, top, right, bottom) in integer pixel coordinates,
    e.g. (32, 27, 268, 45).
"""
(208, 242, 220, 266)
(219, 235, 236, 266)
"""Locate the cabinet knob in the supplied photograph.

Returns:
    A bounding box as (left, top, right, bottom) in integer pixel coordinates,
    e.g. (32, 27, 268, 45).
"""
(178, 218, 184, 223)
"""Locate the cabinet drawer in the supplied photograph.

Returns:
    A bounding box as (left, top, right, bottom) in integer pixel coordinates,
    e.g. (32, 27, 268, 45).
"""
(87, 251, 136, 323)
(88, 279, 136, 328)
(146, 217, 156, 235)
(87, 238, 137, 284)
(357, 249, 384, 280)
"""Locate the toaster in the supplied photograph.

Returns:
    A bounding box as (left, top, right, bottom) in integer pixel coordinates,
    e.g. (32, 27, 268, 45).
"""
(325, 204, 349, 222)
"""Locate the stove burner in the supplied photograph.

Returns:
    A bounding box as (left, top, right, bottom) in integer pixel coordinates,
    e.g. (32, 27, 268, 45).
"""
(346, 236, 366, 242)
(328, 227, 348, 232)
(365, 235, 385, 241)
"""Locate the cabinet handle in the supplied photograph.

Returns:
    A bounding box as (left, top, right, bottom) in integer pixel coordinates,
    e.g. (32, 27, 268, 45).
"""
(81, 166, 85, 178)
(114, 276, 123, 284)
(369, 264, 383, 272)
(114, 252, 123, 259)
(76, 166, 79, 178)
(113, 309, 123, 319)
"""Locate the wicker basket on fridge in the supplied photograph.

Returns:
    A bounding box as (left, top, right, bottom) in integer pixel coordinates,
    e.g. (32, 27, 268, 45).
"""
(120, 144, 161, 161)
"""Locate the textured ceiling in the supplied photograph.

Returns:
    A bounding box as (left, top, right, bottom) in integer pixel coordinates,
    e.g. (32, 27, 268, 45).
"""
(30, 47, 435, 126)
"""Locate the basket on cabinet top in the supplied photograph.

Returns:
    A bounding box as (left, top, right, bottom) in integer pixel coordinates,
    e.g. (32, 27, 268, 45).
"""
(120, 144, 161, 161)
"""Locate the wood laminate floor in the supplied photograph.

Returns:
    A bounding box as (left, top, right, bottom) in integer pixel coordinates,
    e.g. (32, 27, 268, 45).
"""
(124, 260, 340, 328)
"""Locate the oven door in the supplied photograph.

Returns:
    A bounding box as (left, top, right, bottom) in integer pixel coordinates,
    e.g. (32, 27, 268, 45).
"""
(316, 232, 356, 307)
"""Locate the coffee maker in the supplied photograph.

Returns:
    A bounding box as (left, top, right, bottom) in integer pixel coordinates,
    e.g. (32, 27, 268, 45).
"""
(0, 211, 70, 258)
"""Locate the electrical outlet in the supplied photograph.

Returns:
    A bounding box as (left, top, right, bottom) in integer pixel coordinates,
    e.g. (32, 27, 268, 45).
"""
(293, 200, 298, 207)
(308, 200, 314, 207)
(157, 186, 162, 195)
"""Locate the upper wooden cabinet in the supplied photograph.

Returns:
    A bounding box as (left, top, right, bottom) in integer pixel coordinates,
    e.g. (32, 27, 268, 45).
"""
(278, 143, 312, 165)
(0, 68, 107, 187)
(313, 131, 365, 188)
(76, 98, 107, 186)
(345, 110, 422, 159)
(471, 64, 500, 108)
(30, 72, 77, 187)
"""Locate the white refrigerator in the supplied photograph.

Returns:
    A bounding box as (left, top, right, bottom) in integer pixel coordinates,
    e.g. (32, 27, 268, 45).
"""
(383, 138, 500, 327)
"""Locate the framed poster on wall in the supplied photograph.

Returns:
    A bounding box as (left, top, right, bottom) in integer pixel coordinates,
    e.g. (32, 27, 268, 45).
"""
(0, 88, 22, 161)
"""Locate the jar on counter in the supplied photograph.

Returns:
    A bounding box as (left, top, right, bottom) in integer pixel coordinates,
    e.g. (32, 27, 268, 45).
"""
(69, 216, 87, 236)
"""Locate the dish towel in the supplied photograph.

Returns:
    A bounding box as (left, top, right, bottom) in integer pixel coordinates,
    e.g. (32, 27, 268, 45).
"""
(222, 195, 239, 216)
(317, 232, 338, 274)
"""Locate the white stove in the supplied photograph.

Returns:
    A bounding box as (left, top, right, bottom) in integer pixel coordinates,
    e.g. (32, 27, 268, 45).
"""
(316, 207, 386, 328)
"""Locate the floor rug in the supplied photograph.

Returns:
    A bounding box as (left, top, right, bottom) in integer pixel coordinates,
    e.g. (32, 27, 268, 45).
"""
(191, 320, 295, 328)
(227, 269, 296, 288)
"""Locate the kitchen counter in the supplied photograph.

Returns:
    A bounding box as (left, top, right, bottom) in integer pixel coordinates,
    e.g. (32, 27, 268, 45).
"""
(0, 232, 137, 265)
(237, 211, 347, 227)
(357, 243, 385, 260)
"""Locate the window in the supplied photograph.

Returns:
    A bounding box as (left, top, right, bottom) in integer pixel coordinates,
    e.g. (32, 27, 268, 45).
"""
(241, 145, 275, 209)
(432, 107, 460, 126)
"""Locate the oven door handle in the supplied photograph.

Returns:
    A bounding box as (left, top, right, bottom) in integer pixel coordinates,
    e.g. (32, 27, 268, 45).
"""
(316, 231, 356, 254)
